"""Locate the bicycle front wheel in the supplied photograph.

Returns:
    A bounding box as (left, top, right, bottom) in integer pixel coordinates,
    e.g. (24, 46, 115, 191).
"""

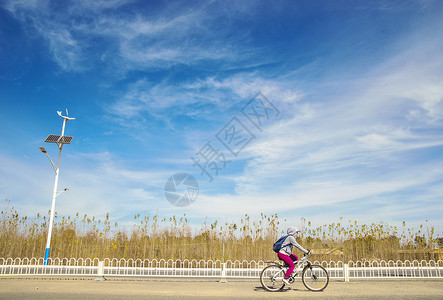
(302, 264, 329, 291)
(260, 264, 286, 292)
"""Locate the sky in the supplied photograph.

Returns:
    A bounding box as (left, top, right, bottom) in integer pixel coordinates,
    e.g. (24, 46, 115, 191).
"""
(1, 0, 443, 235)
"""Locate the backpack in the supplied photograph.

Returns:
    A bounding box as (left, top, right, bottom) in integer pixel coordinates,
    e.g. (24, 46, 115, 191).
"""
(273, 235, 290, 253)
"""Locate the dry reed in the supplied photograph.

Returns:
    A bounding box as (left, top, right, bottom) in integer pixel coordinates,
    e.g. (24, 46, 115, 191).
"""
(1, 199, 442, 262)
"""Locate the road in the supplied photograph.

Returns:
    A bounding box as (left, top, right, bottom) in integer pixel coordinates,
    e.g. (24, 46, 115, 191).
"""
(1, 277, 442, 299)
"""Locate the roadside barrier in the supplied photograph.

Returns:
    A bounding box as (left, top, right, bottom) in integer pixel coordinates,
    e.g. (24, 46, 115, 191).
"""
(1, 257, 442, 281)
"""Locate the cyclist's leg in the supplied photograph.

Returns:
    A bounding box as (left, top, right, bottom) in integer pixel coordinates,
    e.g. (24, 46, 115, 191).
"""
(277, 252, 295, 279)
(290, 254, 298, 262)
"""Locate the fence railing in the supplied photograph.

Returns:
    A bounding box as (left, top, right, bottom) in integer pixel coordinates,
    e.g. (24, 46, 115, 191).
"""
(1, 258, 442, 280)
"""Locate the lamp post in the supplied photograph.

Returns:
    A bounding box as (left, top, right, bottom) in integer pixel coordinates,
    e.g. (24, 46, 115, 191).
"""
(39, 109, 75, 265)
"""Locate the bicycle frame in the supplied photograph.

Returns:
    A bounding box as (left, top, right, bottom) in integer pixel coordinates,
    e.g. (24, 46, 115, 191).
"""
(266, 255, 311, 280)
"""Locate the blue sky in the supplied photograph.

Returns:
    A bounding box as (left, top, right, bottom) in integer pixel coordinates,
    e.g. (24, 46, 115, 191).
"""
(1, 0, 443, 234)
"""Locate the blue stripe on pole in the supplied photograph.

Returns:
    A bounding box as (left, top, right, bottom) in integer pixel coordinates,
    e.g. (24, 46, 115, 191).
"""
(44, 248, 50, 265)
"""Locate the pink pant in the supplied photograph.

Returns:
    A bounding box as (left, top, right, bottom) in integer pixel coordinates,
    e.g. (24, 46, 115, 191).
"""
(277, 252, 298, 279)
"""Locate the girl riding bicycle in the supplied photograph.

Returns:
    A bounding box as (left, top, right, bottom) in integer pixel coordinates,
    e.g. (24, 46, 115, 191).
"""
(278, 227, 310, 285)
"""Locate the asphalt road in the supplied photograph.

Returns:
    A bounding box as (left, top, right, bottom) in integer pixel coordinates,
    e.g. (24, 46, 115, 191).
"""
(1, 277, 442, 299)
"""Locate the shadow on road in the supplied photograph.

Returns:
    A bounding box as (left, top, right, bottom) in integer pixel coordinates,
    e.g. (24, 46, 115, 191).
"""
(253, 285, 301, 293)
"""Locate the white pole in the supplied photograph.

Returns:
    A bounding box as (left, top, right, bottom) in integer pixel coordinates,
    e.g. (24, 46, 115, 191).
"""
(44, 143, 63, 265)
(95, 261, 106, 281)
(43, 113, 73, 266)
(219, 263, 228, 283)
(61, 117, 67, 137)
(344, 263, 350, 282)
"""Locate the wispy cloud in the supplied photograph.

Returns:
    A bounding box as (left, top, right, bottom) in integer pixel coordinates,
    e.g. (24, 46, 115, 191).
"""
(106, 72, 301, 131)
(0, 149, 172, 220)
(3, 0, 259, 72)
(206, 28, 443, 220)
(0, 153, 50, 213)
(108, 31, 443, 217)
(4, 0, 90, 71)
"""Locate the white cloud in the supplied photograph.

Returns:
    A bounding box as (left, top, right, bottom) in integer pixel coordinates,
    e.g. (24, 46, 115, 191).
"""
(108, 73, 297, 126)
(356, 133, 400, 150)
(3, 0, 254, 72)
(4, 0, 87, 71)
(188, 164, 440, 215)
(0, 153, 52, 214)
(204, 29, 443, 216)
(105, 37, 443, 215)
(0, 150, 171, 221)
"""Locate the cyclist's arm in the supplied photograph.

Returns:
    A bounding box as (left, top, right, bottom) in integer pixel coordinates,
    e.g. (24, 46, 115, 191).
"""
(291, 238, 309, 254)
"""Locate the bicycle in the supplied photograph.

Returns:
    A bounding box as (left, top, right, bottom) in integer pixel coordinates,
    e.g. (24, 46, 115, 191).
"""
(260, 254, 329, 292)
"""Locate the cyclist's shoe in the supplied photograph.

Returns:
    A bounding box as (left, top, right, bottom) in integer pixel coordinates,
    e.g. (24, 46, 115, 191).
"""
(282, 278, 291, 285)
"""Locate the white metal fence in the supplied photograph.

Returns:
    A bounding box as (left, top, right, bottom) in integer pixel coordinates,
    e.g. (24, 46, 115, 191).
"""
(1, 258, 442, 280)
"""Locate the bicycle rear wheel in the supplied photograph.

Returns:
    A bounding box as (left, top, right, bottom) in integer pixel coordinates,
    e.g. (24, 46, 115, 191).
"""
(301, 264, 329, 291)
(260, 264, 286, 292)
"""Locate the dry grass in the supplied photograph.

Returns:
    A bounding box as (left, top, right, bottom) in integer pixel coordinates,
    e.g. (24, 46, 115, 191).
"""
(1, 200, 442, 262)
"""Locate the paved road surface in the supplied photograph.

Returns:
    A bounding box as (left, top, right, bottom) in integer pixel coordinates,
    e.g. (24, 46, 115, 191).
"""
(1, 277, 442, 299)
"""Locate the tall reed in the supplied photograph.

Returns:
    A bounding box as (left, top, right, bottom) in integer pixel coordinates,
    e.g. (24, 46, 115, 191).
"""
(1, 200, 441, 262)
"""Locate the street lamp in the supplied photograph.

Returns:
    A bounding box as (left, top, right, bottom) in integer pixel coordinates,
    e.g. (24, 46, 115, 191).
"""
(39, 109, 75, 265)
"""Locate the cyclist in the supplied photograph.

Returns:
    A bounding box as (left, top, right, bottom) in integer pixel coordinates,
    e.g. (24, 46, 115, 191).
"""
(278, 227, 310, 285)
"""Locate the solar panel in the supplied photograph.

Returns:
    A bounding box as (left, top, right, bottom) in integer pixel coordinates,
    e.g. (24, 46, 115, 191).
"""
(44, 135, 60, 143)
(44, 135, 74, 144)
(59, 136, 74, 144)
